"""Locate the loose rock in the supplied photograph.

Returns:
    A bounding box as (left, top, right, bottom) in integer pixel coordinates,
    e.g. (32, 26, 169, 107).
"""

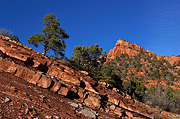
(80, 109, 96, 118)
(4, 97, 11, 103)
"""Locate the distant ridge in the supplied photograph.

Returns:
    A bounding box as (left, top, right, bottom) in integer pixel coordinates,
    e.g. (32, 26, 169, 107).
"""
(107, 39, 180, 65)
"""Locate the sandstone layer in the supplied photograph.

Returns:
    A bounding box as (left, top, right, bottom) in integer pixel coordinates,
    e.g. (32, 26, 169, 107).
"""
(107, 39, 180, 66)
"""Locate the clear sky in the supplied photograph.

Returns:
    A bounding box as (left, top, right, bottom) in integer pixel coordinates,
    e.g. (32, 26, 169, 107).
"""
(0, 0, 180, 58)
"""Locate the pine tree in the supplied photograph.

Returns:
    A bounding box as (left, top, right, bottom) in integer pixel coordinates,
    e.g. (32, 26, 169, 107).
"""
(11, 35, 20, 42)
(27, 13, 69, 58)
(70, 44, 106, 70)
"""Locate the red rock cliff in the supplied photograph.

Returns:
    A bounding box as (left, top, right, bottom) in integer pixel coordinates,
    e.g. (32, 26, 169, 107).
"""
(107, 39, 180, 66)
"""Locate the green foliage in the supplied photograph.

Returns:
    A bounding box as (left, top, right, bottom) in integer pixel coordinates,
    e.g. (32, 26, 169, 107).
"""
(120, 54, 125, 58)
(145, 69, 148, 73)
(152, 62, 155, 67)
(153, 55, 157, 59)
(148, 60, 152, 63)
(68, 45, 180, 114)
(11, 35, 20, 42)
(123, 77, 146, 101)
(144, 85, 180, 113)
(115, 56, 120, 62)
(124, 62, 129, 68)
(99, 62, 122, 88)
(27, 13, 69, 58)
(178, 71, 180, 76)
(70, 44, 106, 72)
(148, 85, 156, 95)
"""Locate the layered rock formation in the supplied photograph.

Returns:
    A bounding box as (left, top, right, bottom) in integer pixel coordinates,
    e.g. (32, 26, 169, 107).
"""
(107, 39, 180, 66)
(0, 36, 179, 118)
(107, 39, 147, 59)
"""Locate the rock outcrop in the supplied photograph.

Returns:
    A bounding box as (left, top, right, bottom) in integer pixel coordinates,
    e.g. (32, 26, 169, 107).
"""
(107, 39, 148, 59)
(107, 39, 180, 66)
(0, 36, 179, 118)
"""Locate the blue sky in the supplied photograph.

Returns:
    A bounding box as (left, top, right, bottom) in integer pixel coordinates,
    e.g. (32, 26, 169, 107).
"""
(0, 0, 180, 58)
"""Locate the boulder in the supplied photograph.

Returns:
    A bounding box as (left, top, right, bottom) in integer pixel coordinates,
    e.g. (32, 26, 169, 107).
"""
(6, 51, 28, 61)
(58, 85, 69, 96)
(50, 80, 61, 93)
(47, 64, 61, 77)
(37, 75, 52, 88)
(119, 100, 125, 108)
(125, 111, 134, 118)
(27, 72, 41, 85)
(0, 58, 13, 72)
(78, 88, 85, 99)
(80, 70, 88, 76)
(83, 80, 97, 93)
(107, 95, 119, 105)
(113, 107, 122, 117)
(15, 65, 41, 85)
(7, 62, 18, 74)
(32, 60, 41, 68)
(15, 65, 34, 81)
(80, 109, 96, 118)
(109, 104, 116, 111)
(84, 92, 101, 109)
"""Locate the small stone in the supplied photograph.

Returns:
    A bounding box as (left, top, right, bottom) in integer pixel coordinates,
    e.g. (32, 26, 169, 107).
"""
(45, 115, 52, 119)
(25, 108, 29, 114)
(70, 102, 79, 108)
(53, 116, 60, 119)
(32, 109, 37, 116)
(33, 117, 39, 119)
(80, 109, 96, 118)
(27, 116, 31, 119)
(9, 102, 14, 106)
(4, 97, 11, 103)
(89, 108, 97, 115)
(40, 95, 45, 99)
(110, 104, 116, 111)
(18, 116, 23, 119)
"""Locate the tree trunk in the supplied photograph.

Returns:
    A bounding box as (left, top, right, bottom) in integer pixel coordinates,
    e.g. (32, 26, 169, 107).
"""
(43, 48, 46, 55)
(43, 44, 48, 55)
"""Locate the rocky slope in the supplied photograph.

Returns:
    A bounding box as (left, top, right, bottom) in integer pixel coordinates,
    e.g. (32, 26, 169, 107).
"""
(107, 39, 180, 66)
(107, 39, 180, 90)
(0, 35, 179, 118)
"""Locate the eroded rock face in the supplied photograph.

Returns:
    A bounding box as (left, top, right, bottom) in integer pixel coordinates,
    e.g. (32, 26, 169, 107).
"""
(107, 39, 180, 66)
(164, 56, 180, 66)
(0, 35, 179, 118)
(107, 39, 148, 59)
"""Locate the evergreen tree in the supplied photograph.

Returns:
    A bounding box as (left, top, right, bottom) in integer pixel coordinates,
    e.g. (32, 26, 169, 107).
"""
(27, 13, 69, 58)
(70, 44, 106, 71)
(11, 35, 20, 42)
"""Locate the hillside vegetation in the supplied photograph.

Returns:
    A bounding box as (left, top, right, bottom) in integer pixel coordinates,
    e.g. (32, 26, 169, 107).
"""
(67, 39, 180, 114)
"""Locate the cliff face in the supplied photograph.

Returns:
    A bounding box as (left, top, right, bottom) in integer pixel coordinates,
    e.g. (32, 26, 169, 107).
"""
(107, 39, 147, 59)
(0, 36, 178, 118)
(107, 39, 180, 66)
